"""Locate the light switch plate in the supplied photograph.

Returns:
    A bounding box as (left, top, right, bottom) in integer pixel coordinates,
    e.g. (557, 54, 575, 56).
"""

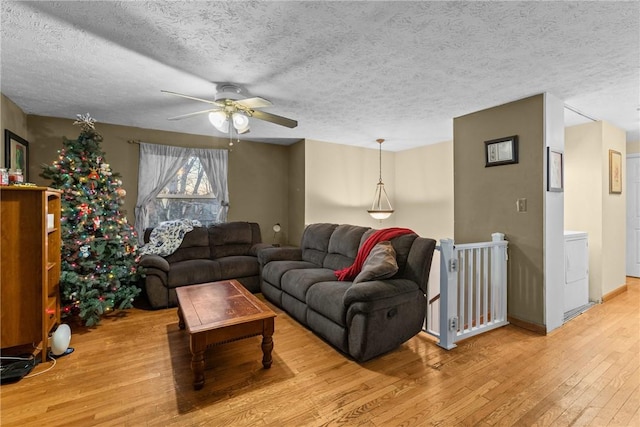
(517, 198, 527, 212)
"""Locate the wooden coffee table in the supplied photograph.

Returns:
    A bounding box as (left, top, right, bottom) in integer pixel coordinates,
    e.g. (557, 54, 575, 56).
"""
(175, 280, 276, 390)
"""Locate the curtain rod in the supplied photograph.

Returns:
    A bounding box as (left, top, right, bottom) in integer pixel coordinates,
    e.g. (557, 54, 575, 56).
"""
(127, 139, 230, 151)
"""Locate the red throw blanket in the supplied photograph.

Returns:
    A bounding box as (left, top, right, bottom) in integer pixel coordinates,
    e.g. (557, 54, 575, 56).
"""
(335, 227, 415, 281)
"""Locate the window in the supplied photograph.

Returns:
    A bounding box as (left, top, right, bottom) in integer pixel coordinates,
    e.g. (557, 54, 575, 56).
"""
(134, 143, 228, 242)
(148, 156, 221, 227)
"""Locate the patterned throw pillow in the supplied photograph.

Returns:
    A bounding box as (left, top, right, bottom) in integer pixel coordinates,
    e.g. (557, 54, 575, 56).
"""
(139, 219, 201, 256)
(353, 241, 398, 284)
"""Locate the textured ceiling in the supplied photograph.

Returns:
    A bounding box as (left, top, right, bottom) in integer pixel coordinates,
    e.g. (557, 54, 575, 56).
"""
(1, 1, 638, 152)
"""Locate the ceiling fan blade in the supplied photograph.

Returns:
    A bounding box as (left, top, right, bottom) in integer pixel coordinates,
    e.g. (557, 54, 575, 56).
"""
(167, 108, 222, 120)
(249, 110, 298, 128)
(161, 90, 224, 107)
(235, 97, 272, 109)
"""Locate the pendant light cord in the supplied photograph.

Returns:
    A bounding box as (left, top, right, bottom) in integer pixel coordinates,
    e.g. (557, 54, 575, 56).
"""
(377, 138, 384, 183)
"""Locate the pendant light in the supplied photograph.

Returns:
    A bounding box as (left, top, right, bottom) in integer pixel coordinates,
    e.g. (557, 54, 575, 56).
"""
(368, 139, 394, 220)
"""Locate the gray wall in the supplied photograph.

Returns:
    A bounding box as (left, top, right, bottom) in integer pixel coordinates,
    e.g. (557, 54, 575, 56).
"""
(454, 94, 546, 326)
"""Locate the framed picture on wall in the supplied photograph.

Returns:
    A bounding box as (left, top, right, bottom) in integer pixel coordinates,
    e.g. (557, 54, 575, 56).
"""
(547, 147, 563, 192)
(609, 149, 622, 194)
(485, 135, 518, 167)
(4, 130, 29, 180)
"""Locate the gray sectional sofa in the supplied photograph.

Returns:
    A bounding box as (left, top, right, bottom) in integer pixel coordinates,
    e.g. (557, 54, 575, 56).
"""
(139, 221, 269, 308)
(259, 223, 436, 362)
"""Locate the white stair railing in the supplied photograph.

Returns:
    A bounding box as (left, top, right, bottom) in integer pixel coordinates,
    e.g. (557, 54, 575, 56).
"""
(425, 233, 509, 350)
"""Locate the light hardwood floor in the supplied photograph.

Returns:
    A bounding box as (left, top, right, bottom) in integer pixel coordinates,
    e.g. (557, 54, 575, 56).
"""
(1, 278, 638, 426)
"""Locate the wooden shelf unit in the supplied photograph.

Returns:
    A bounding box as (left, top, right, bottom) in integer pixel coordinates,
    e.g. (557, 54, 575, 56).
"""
(1, 186, 62, 362)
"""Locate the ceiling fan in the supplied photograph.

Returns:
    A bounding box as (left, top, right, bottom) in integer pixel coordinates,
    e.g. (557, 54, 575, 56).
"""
(162, 84, 298, 136)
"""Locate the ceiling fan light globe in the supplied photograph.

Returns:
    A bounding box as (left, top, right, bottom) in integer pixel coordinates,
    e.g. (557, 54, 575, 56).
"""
(232, 112, 249, 130)
(208, 111, 228, 131)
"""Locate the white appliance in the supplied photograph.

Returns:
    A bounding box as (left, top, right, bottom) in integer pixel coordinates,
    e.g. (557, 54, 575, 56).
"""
(564, 231, 589, 313)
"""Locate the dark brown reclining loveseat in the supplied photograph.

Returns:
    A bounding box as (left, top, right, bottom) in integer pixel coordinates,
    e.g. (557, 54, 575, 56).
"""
(139, 221, 269, 308)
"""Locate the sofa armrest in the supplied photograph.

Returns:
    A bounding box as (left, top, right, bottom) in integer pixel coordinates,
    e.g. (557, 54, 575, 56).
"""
(343, 279, 421, 306)
(258, 246, 302, 265)
(139, 254, 170, 273)
(249, 242, 273, 256)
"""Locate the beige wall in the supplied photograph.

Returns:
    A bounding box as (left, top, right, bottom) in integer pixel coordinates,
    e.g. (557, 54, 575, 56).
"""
(302, 139, 454, 241)
(454, 94, 546, 326)
(565, 121, 627, 299)
(1, 94, 29, 171)
(304, 139, 397, 229)
(287, 139, 305, 245)
(394, 141, 454, 240)
(628, 140, 640, 154)
(395, 140, 455, 300)
(26, 114, 293, 241)
(565, 122, 603, 300)
(601, 122, 627, 295)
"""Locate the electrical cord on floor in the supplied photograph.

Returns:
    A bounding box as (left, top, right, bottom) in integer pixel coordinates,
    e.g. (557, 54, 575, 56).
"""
(24, 356, 56, 378)
(1, 342, 70, 381)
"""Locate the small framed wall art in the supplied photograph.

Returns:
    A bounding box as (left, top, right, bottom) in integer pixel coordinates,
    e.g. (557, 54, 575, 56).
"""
(485, 135, 518, 167)
(4, 130, 29, 180)
(609, 149, 622, 194)
(547, 147, 563, 192)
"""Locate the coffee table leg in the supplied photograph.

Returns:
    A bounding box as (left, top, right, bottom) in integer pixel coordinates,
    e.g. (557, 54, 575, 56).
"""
(191, 351, 205, 390)
(177, 307, 185, 330)
(261, 319, 274, 369)
(190, 336, 205, 390)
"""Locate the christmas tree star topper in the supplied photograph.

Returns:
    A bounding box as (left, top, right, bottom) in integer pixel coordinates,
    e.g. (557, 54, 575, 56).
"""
(73, 113, 96, 131)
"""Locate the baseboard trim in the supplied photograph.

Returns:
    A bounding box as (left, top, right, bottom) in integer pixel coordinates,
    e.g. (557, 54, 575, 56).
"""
(602, 284, 628, 302)
(507, 315, 546, 335)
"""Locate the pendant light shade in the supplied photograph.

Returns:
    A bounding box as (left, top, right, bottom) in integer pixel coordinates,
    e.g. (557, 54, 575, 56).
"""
(367, 139, 394, 220)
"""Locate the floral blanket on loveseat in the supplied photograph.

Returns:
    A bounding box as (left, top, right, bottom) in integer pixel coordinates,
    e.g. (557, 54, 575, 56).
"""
(139, 219, 202, 257)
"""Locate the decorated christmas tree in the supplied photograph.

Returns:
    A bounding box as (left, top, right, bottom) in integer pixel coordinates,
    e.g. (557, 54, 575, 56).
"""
(41, 114, 142, 326)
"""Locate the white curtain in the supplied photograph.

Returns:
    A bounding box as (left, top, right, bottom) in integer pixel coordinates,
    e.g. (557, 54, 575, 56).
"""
(193, 147, 229, 223)
(134, 143, 229, 243)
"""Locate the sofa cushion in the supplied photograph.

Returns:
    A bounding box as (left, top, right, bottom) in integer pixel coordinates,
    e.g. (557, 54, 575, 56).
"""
(262, 260, 317, 289)
(323, 224, 370, 271)
(167, 259, 221, 288)
(281, 268, 337, 302)
(358, 229, 417, 276)
(217, 255, 260, 279)
(209, 222, 260, 258)
(353, 241, 398, 284)
(306, 280, 351, 326)
(162, 226, 210, 263)
(300, 223, 338, 266)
